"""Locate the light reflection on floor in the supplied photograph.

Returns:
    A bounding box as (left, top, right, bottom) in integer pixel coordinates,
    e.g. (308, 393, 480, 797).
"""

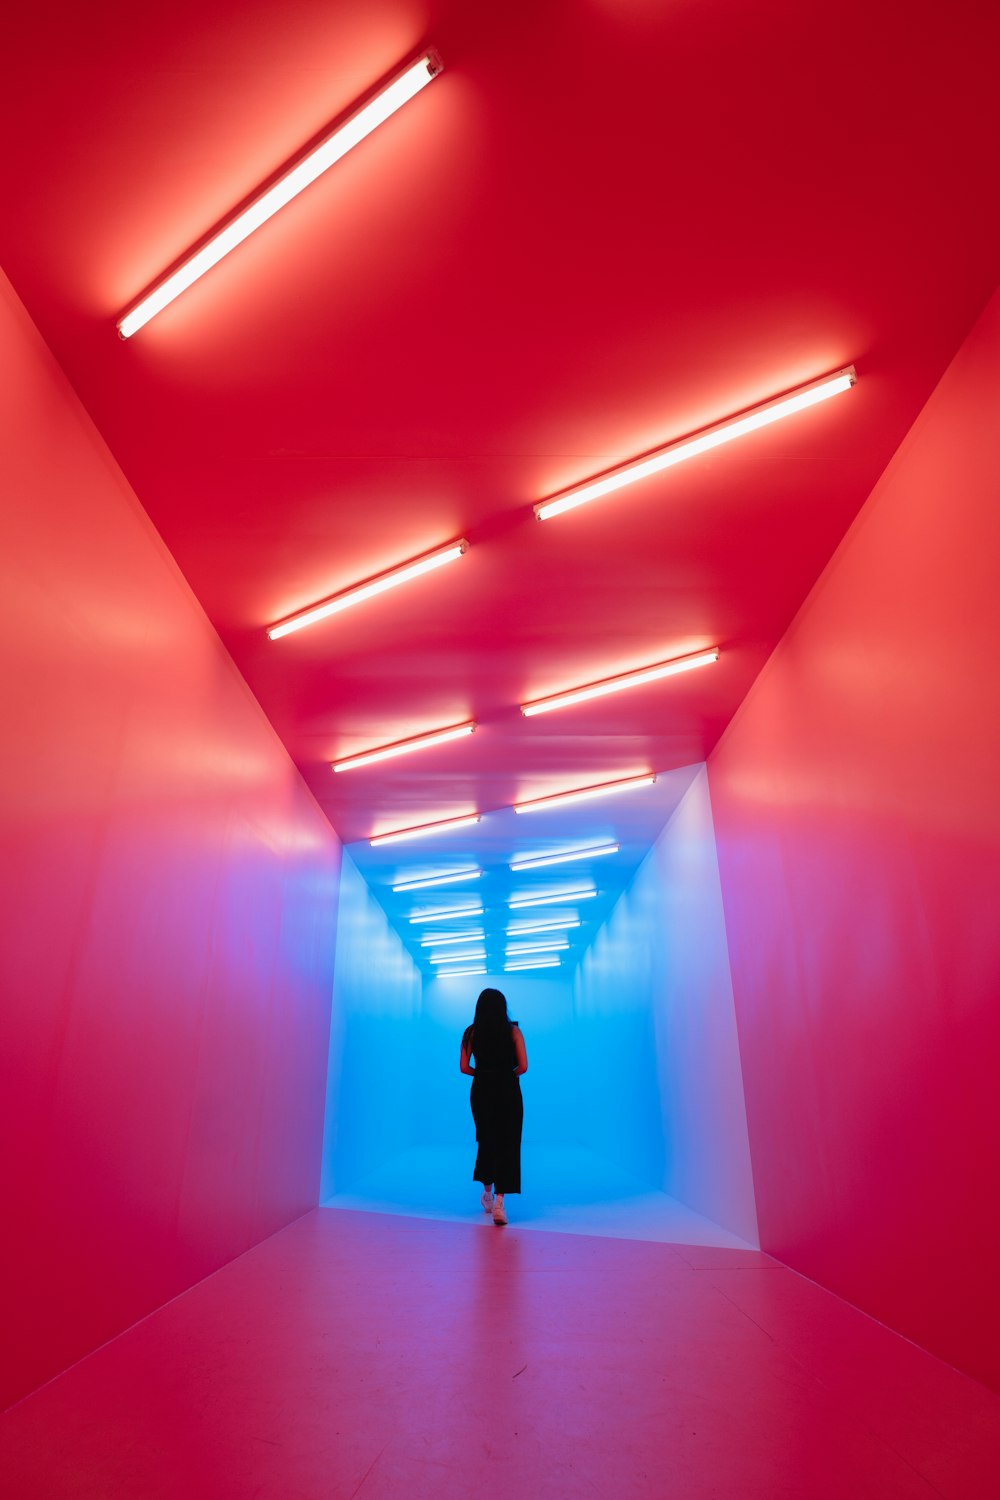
(323, 1142, 755, 1247)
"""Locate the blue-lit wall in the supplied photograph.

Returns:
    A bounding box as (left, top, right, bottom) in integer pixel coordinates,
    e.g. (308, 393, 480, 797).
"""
(320, 852, 422, 1196)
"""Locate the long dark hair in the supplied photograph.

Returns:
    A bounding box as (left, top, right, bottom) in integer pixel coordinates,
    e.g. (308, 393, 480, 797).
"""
(468, 988, 517, 1061)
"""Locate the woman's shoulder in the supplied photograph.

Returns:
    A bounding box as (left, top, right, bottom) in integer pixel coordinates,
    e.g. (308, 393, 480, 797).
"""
(462, 1023, 474, 1046)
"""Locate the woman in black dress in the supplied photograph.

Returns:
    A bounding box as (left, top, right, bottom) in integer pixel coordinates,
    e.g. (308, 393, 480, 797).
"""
(459, 988, 528, 1225)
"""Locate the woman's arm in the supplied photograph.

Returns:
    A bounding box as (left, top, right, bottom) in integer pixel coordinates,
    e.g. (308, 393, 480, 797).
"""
(512, 1026, 528, 1076)
(459, 1041, 475, 1076)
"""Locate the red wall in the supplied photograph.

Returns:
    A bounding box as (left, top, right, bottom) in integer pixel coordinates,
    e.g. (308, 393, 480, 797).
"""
(709, 288, 1000, 1392)
(0, 272, 342, 1411)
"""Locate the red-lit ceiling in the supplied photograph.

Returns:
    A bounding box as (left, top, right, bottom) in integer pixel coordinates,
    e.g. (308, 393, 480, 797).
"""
(3, 1, 998, 963)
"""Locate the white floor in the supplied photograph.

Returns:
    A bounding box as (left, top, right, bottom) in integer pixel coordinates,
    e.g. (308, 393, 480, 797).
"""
(323, 1142, 755, 1248)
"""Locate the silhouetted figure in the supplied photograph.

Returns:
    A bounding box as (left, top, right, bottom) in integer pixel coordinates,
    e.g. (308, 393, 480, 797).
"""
(460, 988, 528, 1225)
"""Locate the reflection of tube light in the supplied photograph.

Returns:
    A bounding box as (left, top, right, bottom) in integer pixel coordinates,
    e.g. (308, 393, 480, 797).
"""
(118, 53, 444, 338)
(535, 368, 857, 520)
(509, 842, 618, 872)
(521, 650, 719, 718)
(506, 918, 581, 936)
(513, 774, 654, 815)
(370, 812, 480, 848)
(507, 888, 596, 910)
(436, 967, 486, 978)
(419, 932, 485, 947)
(429, 950, 486, 965)
(393, 868, 481, 893)
(505, 958, 561, 972)
(409, 904, 484, 924)
(269, 540, 468, 640)
(505, 942, 569, 956)
(333, 722, 475, 773)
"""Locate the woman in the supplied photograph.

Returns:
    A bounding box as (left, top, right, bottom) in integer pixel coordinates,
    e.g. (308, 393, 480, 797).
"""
(460, 988, 528, 1225)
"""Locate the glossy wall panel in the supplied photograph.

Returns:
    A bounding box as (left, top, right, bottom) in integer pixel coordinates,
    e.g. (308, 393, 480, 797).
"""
(574, 767, 758, 1242)
(709, 288, 1000, 1391)
(0, 272, 341, 1411)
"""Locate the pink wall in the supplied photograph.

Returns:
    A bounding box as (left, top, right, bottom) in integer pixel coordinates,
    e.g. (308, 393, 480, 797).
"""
(0, 272, 342, 1411)
(574, 767, 758, 1243)
(709, 288, 1000, 1391)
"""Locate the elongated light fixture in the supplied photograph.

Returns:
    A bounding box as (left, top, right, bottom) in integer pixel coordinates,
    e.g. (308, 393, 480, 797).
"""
(436, 967, 486, 979)
(507, 887, 596, 910)
(269, 540, 468, 641)
(118, 52, 444, 338)
(535, 367, 856, 520)
(409, 903, 484, 925)
(370, 812, 480, 848)
(513, 773, 654, 815)
(393, 868, 481, 893)
(333, 721, 475, 773)
(509, 842, 618, 872)
(429, 950, 486, 965)
(505, 958, 561, 972)
(506, 918, 581, 936)
(521, 649, 719, 718)
(505, 941, 569, 956)
(419, 932, 485, 948)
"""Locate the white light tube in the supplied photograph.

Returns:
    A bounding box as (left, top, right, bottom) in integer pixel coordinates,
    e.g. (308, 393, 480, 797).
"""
(507, 888, 596, 910)
(409, 904, 485, 925)
(509, 842, 619, 872)
(370, 811, 480, 848)
(513, 774, 655, 815)
(429, 950, 486, 965)
(505, 942, 569, 956)
(333, 721, 475, 773)
(436, 967, 487, 978)
(269, 540, 468, 640)
(419, 932, 485, 948)
(392, 868, 481, 893)
(521, 650, 719, 718)
(506, 918, 581, 936)
(535, 368, 856, 520)
(504, 958, 561, 972)
(118, 53, 443, 338)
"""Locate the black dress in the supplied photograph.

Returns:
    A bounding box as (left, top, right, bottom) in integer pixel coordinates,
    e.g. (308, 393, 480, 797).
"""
(463, 1022, 523, 1194)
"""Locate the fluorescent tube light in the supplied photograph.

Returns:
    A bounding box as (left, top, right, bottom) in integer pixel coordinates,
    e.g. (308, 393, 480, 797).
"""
(409, 904, 485, 924)
(505, 942, 569, 956)
(333, 721, 475, 773)
(118, 52, 443, 338)
(370, 812, 480, 848)
(509, 842, 618, 872)
(392, 868, 481, 893)
(506, 919, 581, 936)
(419, 932, 485, 948)
(535, 368, 856, 520)
(429, 950, 486, 965)
(504, 958, 561, 972)
(521, 650, 719, 718)
(507, 888, 596, 910)
(269, 540, 468, 640)
(513, 774, 655, 815)
(436, 967, 487, 978)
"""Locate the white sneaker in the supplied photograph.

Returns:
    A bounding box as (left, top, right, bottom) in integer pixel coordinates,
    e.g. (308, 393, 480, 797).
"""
(481, 1189, 495, 1214)
(492, 1198, 508, 1225)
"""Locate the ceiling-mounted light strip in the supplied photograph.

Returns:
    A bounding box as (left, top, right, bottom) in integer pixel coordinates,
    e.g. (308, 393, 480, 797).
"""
(507, 888, 596, 910)
(535, 367, 857, 521)
(521, 650, 719, 718)
(333, 721, 475, 773)
(419, 932, 485, 948)
(436, 967, 487, 979)
(268, 539, 468, 640)
(409, 903, 485, 925)
(509, 842, 619, 872)
(505, 942, 569, 956)
(506, 918, 582, 936)
(118, 52, 444, 338)
(392, 868, 481, 893)
(505, 958, 561, 972)
(370, 812, 480, 848)
(513, 774, 655, 815)
(428, 950, 486, 965)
